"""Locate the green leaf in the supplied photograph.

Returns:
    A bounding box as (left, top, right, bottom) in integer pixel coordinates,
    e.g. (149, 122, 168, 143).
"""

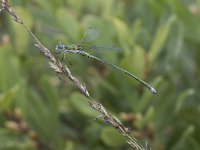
(112, 18, 132, 51)
(142, 106, 155, 126)
(100, 127, 126, 147)
(85, 0, 101, 14)
(175, 89, 195, 113)
(0, 128, 35, 150)
(0, 85, 19, 111)
(169, 0, 200, 43)
(31, 0, 53, 11)
(98, 78, 118, 95)
(11, 7, 33, 56)
(149, 15, 176, 64)
(0, 45, 22, 91)
(99, 0, 115, 18)
(39, 76, 59, 114)
(56, 8, 79, 42)
(70, 92, 99, 118)
(21, 88, 60, 147)
(131, 19, 148, 47)
(65, 140, 75, 150)
(172, 125, 195, 150)
(148, 0, 166, 18)
(84, 122, 102, 146)
(66, 0, 85, 14)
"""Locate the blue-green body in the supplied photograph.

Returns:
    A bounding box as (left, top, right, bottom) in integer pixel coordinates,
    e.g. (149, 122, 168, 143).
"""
(55, 28, 157, 95)
(56, 43, 83, 53)
(65, 44, 80, 50)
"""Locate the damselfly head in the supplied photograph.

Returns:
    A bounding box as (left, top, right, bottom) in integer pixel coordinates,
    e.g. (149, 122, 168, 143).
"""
(55, 42, 65, 53)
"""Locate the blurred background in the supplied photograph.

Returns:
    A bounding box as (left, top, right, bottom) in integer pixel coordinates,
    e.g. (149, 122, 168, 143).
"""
(0, 0, 200, 149)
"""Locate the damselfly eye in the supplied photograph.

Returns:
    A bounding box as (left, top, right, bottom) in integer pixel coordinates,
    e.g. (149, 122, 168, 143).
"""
(56, 43, 65, 52)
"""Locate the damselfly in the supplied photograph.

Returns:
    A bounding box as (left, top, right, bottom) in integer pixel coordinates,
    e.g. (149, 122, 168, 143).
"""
(56, 28, 157, 95)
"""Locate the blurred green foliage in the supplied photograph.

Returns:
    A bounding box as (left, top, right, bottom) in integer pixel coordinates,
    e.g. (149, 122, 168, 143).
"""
(0, 0, 200, 149)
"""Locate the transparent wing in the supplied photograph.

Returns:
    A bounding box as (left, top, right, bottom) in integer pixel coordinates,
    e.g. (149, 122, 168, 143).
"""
(87, 45, 121, 51)
(79, 28, 100, 47)
(81, 45, 122, 54)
